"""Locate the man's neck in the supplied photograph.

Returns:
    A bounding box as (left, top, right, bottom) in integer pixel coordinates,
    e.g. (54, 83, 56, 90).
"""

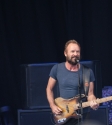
(65, 62, 80, 71)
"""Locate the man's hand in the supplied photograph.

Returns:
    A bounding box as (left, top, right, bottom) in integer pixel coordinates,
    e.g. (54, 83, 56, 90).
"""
(89, 98, 99, 110)
(51, 104, 62, 115)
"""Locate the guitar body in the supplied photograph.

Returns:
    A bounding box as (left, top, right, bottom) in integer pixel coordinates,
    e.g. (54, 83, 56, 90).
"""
(54, 97, 81, 125)
(54, 96, 112, 125)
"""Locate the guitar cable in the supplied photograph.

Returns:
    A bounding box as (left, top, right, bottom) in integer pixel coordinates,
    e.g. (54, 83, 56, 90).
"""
(50, 112, 57, 125)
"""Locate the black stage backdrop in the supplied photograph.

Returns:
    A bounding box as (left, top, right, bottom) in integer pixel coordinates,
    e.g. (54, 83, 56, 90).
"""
(0, 0, 112, 123)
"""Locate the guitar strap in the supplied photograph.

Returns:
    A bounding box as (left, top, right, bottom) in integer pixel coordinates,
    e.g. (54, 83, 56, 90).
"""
(82, 65, 90, 97)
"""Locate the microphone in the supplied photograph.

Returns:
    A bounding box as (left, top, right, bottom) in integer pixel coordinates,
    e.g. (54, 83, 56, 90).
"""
(76, 59, 79, 63)
(75, 59, 79, 64)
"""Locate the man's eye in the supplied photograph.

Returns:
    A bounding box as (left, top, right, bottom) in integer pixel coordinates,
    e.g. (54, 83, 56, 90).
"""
(77, 51, 80, 53)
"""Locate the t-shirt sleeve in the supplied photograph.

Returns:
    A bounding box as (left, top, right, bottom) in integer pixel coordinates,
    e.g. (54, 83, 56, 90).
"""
(49, 64, 58, 80)
(90, 69, 95, 82)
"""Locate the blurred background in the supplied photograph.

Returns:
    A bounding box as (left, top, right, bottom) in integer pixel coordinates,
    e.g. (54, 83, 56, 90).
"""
(0, 0, 112, 125)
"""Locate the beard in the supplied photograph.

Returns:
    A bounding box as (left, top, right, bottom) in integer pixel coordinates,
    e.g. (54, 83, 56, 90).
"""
(66, 56, 80, 65)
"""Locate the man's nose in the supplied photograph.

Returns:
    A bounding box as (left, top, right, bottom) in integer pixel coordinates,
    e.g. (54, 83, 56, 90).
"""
(74, 51, 77, 55)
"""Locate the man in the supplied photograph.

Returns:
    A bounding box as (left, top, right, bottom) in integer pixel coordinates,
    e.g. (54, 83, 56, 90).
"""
(46, 40, 99, 125)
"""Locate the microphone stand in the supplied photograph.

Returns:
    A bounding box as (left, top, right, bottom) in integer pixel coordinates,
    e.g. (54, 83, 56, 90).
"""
(77, 63, 83, 125)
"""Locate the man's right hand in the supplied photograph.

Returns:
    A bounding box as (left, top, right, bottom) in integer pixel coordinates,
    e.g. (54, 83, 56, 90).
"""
(51, 104, 62, 115)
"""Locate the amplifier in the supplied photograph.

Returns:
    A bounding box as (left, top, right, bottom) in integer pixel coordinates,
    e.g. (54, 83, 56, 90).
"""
(18, 106, 108, 125)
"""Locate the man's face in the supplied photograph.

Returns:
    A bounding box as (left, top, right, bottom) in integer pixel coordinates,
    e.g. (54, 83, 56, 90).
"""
(64, 43, 80, 65)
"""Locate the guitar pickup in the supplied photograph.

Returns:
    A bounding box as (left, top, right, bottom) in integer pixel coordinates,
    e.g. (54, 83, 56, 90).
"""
(66, 105, 69, 113)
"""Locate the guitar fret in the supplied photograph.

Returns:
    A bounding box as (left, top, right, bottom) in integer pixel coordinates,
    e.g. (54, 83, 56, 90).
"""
(81, 96, 112, 108)
(82, 102, 89, 108)
(99, 96, 112, 103)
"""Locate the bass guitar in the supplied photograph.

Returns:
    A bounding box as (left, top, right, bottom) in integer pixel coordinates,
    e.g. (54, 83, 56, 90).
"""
(54, 96, 112, 125)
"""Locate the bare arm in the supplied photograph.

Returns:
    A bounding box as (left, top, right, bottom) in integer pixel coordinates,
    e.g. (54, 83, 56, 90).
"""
(87, 82, 99, 110)
(46, 77, 62, 114)
(87, 82, 96, 101)
(46, 77, 56, 107)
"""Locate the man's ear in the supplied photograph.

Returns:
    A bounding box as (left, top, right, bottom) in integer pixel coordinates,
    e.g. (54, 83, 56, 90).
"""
(64, 51, 67, 57)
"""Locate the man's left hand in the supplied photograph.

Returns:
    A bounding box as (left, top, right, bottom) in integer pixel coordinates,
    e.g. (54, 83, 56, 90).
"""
(89, 99, 99, 110)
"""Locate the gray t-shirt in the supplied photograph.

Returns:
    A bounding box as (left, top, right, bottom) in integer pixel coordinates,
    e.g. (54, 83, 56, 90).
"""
(49, 62, 95, 99)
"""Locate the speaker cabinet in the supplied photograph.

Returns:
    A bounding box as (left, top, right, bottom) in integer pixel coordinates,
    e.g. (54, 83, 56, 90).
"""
(18, 109, 53, 125)
(18, 106, 108, 125)
(20, 61, 102, 109)
(20, 63, 59, 109)
(87, 106, 109, 125)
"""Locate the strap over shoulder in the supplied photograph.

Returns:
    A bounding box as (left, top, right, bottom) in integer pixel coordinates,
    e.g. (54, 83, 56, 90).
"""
(82, 65, 90, 97)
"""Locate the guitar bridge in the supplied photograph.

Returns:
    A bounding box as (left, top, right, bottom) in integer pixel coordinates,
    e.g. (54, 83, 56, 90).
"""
(57, 118, 66, 124)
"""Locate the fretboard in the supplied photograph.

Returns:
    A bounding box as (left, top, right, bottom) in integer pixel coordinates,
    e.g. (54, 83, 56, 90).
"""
(77, 96, 112, 108)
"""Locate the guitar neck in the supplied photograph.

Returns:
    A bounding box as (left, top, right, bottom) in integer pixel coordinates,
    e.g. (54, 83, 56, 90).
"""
(77, 96, 112, 108)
